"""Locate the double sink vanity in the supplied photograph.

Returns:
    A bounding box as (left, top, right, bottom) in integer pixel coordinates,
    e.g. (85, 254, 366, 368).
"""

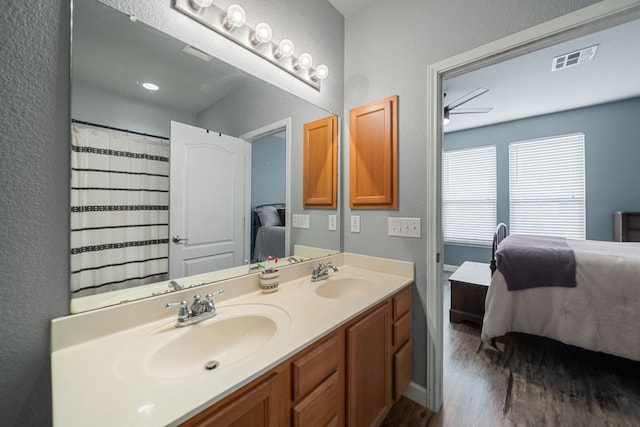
(52, 253, 414, 426)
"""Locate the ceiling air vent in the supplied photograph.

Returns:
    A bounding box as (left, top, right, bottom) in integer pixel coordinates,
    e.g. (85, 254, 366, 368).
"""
(551, 45, 598, 72)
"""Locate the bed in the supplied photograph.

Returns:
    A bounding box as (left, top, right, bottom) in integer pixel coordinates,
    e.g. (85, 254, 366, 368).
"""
(482, 223, 640, 361)
(252, 204, 286, 262)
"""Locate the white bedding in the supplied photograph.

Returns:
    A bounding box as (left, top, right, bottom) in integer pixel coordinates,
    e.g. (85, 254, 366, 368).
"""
(481, 239, 640, 361)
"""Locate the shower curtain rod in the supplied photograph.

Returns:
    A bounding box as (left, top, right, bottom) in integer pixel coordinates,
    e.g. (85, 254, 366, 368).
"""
(71, 119, 169, 141)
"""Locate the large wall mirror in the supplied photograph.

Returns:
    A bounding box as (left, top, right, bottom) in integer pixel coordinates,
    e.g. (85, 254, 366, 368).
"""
(70, 0, 341, 313)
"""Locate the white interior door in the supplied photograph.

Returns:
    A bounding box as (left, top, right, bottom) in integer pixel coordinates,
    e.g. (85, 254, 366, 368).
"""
(169, 121, 246, 278)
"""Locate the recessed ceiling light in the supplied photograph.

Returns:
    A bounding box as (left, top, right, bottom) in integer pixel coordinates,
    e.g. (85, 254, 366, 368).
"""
(142, 82, 159, 91)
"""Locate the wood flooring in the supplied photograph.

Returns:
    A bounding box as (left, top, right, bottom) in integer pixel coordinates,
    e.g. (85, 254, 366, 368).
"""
(384, 275, 640, 426)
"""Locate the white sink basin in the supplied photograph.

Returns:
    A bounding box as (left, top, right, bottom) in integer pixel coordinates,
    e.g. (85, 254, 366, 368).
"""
(114, 304, 290, 383)
(314, 276, 377, 299)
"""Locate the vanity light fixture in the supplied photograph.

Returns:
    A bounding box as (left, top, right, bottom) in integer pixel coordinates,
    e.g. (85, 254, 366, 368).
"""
(251, 23, 272, 46)
(189, 0, 213, 9)
(174, 0, 328, 90)
(222, 4, 246, 31)
(294, 53, 312, 70)
(274, 39, 295, 60)
(310, 64, 329, 81)
(142, 82, 159, 91)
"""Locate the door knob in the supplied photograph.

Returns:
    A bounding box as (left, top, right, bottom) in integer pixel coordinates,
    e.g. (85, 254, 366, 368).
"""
(172, 235, 188, 244)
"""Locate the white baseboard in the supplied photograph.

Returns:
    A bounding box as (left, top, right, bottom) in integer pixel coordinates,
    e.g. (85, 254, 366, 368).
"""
(443, 264, 458, 272)
(403, 381, 427, 406)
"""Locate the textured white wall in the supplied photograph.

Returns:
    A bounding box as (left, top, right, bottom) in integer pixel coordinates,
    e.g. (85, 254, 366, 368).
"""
(342, 0, 599, 393)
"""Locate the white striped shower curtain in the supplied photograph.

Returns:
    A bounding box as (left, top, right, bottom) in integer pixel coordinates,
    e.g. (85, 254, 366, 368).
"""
(70, 125, 170, 297)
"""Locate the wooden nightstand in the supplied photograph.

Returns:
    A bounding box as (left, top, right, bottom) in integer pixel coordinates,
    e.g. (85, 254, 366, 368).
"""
(449, 261, 491, 326)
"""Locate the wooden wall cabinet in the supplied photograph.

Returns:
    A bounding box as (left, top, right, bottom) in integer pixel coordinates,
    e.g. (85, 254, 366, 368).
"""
(349, 95, 398, 209)
(182, 286, 412, 427)
(303, 115, 338, 208)
(346, 302, 392, 426)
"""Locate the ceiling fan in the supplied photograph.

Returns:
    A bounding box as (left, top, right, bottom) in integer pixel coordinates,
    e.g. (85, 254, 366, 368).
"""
(443, 87, 493, 125)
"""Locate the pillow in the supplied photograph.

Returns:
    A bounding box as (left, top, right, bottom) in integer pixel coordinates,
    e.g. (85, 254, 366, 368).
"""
(257, 206, 282, 227)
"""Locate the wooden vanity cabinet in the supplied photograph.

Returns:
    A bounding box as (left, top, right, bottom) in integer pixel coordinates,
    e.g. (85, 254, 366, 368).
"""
(391, 286, 412, 401)
(182, 286, 411, 427)
(346, 302, 392, 427)
(181, 365, 289, 427)
(291, 331, 344, 427)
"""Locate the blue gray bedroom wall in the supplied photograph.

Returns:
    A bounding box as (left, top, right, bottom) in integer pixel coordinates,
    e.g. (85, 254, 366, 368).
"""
(444, 97, 640, 267)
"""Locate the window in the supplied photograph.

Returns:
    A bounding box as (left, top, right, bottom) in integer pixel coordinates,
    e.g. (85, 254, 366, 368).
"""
(508, 133, 585, 239)
(443, 145, 496, 245)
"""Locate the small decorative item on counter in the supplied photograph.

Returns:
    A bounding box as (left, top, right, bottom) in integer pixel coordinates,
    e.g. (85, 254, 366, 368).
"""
(260, 256, 280, 293)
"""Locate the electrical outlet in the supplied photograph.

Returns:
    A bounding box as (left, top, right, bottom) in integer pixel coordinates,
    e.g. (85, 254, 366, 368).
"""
(388, 217, 421, 238)
(350, 215, 360, 233)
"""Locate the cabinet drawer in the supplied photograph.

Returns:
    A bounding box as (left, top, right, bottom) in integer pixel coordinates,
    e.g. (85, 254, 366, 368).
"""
(292, 372, 339, 427)
(393, 340, 413, 401)
(392, 311, 411, 348)
(292, 332, 339, 401)
(393, 286, 411, 320)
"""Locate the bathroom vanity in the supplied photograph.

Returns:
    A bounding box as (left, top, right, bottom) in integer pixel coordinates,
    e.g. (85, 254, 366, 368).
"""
(51, 253, 414, 426)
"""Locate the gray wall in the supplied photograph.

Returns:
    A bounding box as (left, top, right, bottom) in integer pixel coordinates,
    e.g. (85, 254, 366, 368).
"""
(0, 1, 71, 425)
(0, 0, 342, 424)
(444, 97, 640, 267)
(72, 80, 197, 138)
(343, 0, 598, 393)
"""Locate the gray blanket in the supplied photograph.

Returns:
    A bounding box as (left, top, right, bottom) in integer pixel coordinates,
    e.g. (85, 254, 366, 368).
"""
(496, 235, 576, 291)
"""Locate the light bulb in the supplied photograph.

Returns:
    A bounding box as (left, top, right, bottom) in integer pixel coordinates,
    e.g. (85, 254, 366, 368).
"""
(443, 108, 450, 125)
(274, 39, 295, 59)
(251, 23, 272, 46)
(189, 0, 213, 9)
(223, 4, 246, 30)
(310, 64, 329, 81)
(142, 82, 159, 91)
(294, 53, 313, 70)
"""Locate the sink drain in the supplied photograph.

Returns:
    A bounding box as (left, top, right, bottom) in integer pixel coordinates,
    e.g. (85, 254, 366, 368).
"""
(205, 360, 219, 371)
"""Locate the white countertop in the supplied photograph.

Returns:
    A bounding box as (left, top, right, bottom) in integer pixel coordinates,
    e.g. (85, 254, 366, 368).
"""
(51, 253, 413, 426)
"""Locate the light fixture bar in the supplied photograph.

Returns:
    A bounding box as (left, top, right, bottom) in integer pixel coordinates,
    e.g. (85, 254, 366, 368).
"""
(174, 0, 324, 90)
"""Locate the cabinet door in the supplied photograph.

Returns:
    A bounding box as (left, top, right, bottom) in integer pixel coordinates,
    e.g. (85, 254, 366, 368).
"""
(292, 372, 340, 427)
(393, 340, 413, 402)
(346, 303, 391, 427)
(183, 374, 280, 427)
(303, 115, 338, 208)
(349, 95, 398, 209)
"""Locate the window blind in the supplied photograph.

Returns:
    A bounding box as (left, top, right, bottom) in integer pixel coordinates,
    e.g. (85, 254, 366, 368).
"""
(443, 145, 496, 245)
(508, 133, 585, 239)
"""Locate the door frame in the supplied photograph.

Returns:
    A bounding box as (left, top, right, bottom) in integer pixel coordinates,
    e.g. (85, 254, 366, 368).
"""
(424, 0, 640, 411)
(240, 118, 292, 263)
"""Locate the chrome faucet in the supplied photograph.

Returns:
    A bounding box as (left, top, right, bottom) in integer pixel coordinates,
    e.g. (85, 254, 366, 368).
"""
(310, 262, 339, 282)
(166, 290, 224, 327)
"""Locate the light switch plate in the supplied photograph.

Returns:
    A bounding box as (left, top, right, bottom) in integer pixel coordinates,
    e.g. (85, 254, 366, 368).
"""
(328, 215, 337, 231)
(388, 217, 421, 238)
(292, 214, 310, 229)
(350, 215, 360, 233)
